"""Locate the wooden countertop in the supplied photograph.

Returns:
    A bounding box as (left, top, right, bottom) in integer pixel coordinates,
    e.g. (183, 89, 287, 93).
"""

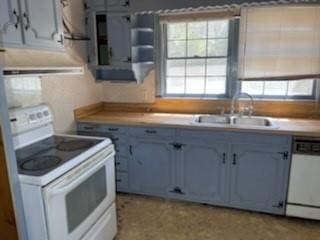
(76, 111, 320, 137)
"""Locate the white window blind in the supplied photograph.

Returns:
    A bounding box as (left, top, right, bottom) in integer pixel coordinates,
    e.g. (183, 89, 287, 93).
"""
(238, 6, 320, 81)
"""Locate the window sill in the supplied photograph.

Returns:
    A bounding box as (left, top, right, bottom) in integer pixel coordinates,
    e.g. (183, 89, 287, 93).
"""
(158, 96, 318, 103)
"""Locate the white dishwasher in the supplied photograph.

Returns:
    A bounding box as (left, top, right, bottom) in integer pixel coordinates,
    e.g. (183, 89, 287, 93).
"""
(286, 137, 320, 220)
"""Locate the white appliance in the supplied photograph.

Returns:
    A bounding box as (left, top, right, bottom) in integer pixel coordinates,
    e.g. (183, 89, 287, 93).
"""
(286, 137, 320, 220)
(10, 105, 117, 240)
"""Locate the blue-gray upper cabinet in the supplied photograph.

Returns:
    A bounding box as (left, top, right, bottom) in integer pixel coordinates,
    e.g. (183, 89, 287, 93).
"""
(0, 0, 23, 48)
(129, 138, 175, 197)
(86, 0, 106, 11)
(229, 143, 290, 215)
(107, 0, 129, 12)
(19, 0, 63, 49)
(107, 13, 131, 68)
(174, 142, 227, 205)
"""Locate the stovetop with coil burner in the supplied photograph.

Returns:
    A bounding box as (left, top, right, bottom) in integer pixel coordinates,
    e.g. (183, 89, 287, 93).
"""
(16, 135, 103, 176)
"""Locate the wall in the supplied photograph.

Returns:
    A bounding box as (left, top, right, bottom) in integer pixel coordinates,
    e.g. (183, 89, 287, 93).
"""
(41, 0, 102, 132)
(101, 70, 156, 103)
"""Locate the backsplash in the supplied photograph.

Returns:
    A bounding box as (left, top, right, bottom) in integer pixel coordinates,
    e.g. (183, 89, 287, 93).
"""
(4, 76, 43, 109)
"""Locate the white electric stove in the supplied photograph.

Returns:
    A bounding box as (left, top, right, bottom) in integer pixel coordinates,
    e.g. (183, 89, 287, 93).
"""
(10, 105, 117, 240)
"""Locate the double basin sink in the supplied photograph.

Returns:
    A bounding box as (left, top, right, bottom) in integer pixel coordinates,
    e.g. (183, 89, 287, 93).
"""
(194, 115, 276, 129)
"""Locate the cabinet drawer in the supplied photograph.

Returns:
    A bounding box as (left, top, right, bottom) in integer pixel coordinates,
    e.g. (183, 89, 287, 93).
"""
(116, 172, 129, 190)
(176, 129, 228, 143)
(115, 156, 128, 172)
(77, 123, 103, 132)
(100, 125, 126, 133)
(129, 127, 175, 138)
(78, 123, 126, 134)
(230, 133, 291, 145)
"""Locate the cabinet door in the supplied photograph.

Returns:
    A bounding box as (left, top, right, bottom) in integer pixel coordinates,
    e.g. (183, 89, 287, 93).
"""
(230, 144, 290, 215)
(89, 0, 106, 10)
(107, 13, 131, 68)
(107, 0, 129, 12)
(20, 0, 63, 49)
(177, 143, 227, 204)
(129, 139, 174, 196)
(0, 0, 23, 47)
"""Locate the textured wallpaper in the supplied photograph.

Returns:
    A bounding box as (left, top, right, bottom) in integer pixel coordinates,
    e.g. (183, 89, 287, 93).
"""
(4, 77, 43, 109)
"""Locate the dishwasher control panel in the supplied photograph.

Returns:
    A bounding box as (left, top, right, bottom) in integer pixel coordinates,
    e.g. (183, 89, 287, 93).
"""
(294, 138, 320, 155)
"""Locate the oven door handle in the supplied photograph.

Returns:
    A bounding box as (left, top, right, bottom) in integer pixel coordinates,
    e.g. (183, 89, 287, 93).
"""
(45, 150, 114, 198)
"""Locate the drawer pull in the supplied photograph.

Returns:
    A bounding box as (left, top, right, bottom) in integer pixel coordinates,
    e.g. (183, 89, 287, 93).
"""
(116, 179, 122, 183)
(170, 187, 185, 195)
(115, 162, 120, 166)
(222, 153, 226, 164)
(84, 126, 94, 130)
(232, 154, 237, 165)
(13, 9, 20, 29)
(108, 128, 119, 132)
(145, 130, 157, 134)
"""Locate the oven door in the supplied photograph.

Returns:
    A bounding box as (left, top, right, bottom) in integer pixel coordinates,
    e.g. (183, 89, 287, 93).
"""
(43, 146, 115, 240)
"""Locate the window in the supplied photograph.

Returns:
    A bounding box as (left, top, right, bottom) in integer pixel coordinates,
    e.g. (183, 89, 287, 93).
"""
(159, 12, 318, 100)
(162, 19, 231, 97)
(241, 79, 315, 99)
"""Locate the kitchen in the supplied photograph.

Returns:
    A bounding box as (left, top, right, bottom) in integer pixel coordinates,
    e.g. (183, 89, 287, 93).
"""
(1, 0, 320, 240)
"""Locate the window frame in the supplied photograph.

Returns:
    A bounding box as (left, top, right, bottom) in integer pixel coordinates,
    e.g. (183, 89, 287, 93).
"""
(240, 80, 317, 100)
(156, 16, 317, 101)
(158, 18, 239, 99)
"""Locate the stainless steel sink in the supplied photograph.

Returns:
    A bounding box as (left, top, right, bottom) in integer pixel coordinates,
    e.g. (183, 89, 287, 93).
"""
(195, 115, 231, 124)
(194, 115, 275, 128)
(232, 117, 272, 127)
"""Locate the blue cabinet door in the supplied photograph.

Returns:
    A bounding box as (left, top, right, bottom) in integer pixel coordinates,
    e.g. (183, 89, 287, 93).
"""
(87, 0, 106, 10)
(0, 0, 23, 47)
(129, 138, 174, 196)
(20, 0, 63, 49)
(174, 142, 227, 205)
(107, 0, 129, 12)
(229, 143, 290, 215)
(107, 13, 131, 69)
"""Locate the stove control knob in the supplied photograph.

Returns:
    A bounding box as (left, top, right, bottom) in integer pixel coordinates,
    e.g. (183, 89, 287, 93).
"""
(37, 112, 43, 119)
(29, 114, 36, 121)
(43, 110, 50, 117)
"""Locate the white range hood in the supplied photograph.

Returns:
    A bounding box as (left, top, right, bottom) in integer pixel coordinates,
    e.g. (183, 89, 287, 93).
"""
(0, 48, 84, 77)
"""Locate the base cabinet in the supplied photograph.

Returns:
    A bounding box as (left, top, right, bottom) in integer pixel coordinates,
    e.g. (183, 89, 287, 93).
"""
(77, 123, 291, 215)
(129, 139, 174, 196)
(172, 143, 227, 205)
(229, 144, 289, 214)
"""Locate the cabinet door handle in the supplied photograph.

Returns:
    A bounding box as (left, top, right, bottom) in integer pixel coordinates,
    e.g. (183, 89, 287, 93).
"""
(129, 145, 133, 155)
(170, 187, 185, 195)
(57, 34, 64, 45)
(278, 151, 289, 160)
(123, 57, 132, 63)
(108, 127, 119, 132)
(122, 16, 131, 22)
(145, 130, 157, 134)
(23, 13, 30, 31)
(109, 47, 113, 59)
(232, 154, 237, 165)
(13, 9, 20, 29)
(122, 0, 130, 7)
(272, 201, 284, 209)
(222, 153, 226, 164)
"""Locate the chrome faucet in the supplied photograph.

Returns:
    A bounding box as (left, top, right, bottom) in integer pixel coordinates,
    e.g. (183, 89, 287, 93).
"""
(231, 92, 254, 117)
